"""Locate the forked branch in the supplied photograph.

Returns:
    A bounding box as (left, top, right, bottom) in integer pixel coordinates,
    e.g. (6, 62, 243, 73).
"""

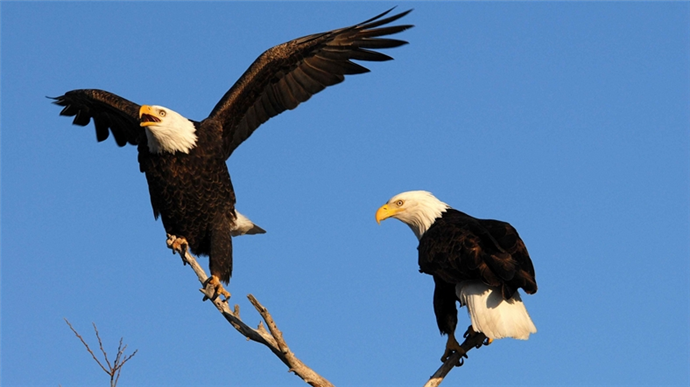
(64, 319, 138, 387)
(166, 234, 334, 387)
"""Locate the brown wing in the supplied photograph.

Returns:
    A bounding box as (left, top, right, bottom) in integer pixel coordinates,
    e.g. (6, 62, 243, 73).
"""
(418, 209, 538, 300)
(206, 8, 413, 159)
(50, 89, 144, 147)
(479, 218, 537, 295)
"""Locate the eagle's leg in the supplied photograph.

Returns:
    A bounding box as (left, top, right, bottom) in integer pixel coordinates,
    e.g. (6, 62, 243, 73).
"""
(166, 234, 190, 266)
(204, 218, 233, 302)
(441, 331, 465, 363)
(203, 275, 231, 302)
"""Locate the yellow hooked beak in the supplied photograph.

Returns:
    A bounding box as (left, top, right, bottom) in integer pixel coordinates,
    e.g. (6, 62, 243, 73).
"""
(139, 105, 160, 127)
(376, 204, 402, 224)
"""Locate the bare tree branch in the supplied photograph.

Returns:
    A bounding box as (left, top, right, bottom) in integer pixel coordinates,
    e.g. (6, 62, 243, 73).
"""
(166, 234, 335, 387)
(423, 332, 489, 387)
(93, 322, 113, 372)
(64, 319, 138, 387)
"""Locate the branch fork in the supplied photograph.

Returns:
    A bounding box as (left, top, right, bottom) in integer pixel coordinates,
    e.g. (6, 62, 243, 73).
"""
(64, 319, 138, 387)
(166, 234, 334, 387)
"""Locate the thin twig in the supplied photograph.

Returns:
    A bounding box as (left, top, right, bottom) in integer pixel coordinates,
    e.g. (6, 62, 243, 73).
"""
(93, 322, 113, 372)
(166, 235, 335, 387)
(65, 319, 110, 375)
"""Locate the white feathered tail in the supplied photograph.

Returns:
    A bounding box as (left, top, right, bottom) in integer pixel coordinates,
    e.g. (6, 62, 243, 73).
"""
(231, 210, 266, 237)
(456, 281, 537, 340)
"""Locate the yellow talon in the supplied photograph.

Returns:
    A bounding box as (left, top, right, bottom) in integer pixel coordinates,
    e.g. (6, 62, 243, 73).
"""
(204, 275, 231, 302)
(166, 234, 190, 265)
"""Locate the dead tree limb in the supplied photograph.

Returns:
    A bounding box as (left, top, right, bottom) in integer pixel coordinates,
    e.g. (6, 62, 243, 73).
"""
(423, 331, 489, 387)
(166, 234, 335, 387)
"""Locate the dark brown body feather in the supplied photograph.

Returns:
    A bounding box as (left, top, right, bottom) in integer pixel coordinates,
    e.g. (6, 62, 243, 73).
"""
(418, 209, 537, 335)
(51, 9, 412, 284)
(138, 121, 236, 283)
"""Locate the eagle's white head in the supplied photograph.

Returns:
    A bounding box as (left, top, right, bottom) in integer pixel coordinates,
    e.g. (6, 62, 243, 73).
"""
(139, 105, 198, 154)
(375, 190, 450, 240)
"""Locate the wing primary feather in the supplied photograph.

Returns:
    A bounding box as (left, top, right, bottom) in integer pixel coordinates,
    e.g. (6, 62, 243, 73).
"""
(357, 25, 414, 39)
(355, 7, 412, 30)
(346, 49, 394, 62)
(352, 7, 398, 27)
(290, 67, 327, 94)
(310, 55, 371, 75)
(301, 59, 346, 85)
(356, 38, 410, 49)
(93, 116, 111, 143)
(60, 105, 78, 117)
(73, 110, 91, 126)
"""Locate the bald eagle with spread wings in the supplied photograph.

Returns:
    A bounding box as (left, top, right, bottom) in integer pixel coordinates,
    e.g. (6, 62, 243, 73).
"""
(51, 9, 412, 300)
(376, 191, 537, 362)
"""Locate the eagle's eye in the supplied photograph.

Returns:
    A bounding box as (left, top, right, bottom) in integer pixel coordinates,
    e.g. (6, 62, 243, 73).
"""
(395, 200, 404, 207)
(159, 110, 166, 117)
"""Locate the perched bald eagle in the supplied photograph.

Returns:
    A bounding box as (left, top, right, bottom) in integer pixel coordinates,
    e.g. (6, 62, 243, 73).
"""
(51, 9, 412, 299)
(376, 191, 537, 361)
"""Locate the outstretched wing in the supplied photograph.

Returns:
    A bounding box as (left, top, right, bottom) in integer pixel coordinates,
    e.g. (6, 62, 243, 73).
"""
(50, 89, 144, 147)
(418, 210, 537, 299)
(207, 8, 413, 159)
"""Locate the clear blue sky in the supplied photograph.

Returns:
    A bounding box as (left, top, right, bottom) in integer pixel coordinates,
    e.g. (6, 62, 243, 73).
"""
(2, 2, 689, 386)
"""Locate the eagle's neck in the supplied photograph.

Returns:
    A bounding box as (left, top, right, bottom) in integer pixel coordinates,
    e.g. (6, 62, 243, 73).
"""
(407, 204, 449, 240)
(398, 193, 450, 240)
(145, 116, 198, 155)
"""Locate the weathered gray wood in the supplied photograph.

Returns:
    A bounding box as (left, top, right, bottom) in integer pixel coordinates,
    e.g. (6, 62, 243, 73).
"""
(166, 235, 335, 387)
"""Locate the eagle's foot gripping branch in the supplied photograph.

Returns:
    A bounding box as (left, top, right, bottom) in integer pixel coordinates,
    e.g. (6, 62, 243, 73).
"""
(442, 332, 467, 366)
(166, 234, 190, 266)
(441, 326, 492, 367)
(463, 326, 492, 347)
(203, 275, 231, 302)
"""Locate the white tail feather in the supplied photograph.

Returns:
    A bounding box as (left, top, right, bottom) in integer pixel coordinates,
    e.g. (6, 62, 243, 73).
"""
(456, 281, 537, 340)
(231, 210, 266, 237)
